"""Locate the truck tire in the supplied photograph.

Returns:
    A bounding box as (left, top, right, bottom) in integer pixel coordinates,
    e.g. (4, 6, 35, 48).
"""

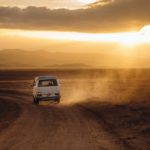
(56, 98, 60, 104)
(33, 98, 39, 105)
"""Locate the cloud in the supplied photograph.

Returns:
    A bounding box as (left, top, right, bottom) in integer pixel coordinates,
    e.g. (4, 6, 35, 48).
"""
(0, 0, 150, 32)
(88, 0, 114, 7)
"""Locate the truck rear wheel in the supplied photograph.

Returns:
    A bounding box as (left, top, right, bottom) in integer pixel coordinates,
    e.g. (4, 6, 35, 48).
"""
(33, 98, 39, 105)
(56, 98, 60, 104)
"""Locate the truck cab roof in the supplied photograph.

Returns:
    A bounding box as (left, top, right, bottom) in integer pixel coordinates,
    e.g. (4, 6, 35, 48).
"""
(35, 76, 57, 81)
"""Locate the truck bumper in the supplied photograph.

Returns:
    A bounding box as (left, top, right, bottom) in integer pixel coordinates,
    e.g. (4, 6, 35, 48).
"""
(36, 96, 60, 101)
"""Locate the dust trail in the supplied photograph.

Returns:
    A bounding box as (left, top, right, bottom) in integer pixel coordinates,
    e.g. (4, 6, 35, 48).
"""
(61, 69, 147, 105)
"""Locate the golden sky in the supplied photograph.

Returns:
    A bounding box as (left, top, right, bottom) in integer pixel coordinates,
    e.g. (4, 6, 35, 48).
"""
(0, 0, 150, 54)
(0, 0, 150, 32)
(0, 0, 81, 9)
(0, 0, 113, 9)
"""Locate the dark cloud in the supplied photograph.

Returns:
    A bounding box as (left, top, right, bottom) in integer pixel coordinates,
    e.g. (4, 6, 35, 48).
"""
(0, 0, 150, 32)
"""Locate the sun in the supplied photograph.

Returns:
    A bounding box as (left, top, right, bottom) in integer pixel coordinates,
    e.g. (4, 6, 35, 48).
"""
(138, 25, 150, 43)
(78, 0, 97, 4)
(140, 25, 150, 36)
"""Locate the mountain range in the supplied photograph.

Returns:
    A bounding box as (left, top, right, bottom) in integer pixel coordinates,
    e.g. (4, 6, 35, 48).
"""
(0, 49, 150, 69)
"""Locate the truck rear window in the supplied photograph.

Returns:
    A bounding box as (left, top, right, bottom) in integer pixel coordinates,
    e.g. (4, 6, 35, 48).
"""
(38, 79, 58, 87)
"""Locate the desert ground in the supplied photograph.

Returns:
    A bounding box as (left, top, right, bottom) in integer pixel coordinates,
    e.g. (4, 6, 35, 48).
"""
(0, 69, 149, 150)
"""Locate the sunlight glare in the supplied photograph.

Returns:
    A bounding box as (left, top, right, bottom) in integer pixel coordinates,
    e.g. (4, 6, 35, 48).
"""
(1, 25, 150, 46)
(78, 0, 97, 4)
(139, 25, 150, 43)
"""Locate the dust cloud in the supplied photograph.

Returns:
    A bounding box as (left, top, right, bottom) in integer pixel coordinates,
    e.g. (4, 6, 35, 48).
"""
(61, 69, 149, 105)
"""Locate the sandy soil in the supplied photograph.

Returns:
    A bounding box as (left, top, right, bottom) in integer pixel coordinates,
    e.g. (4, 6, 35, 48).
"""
(0, 69, 149, 150)
(0, 98, 21, 134)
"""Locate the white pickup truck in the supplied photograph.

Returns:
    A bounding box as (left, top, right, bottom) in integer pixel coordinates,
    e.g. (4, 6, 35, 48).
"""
(32, 76, 61, 104)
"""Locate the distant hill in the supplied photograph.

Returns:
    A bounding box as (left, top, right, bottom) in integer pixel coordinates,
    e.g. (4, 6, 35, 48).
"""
(0, 49, 150, 69)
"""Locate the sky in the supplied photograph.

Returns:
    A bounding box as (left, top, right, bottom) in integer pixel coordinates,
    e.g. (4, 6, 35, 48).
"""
(0, 0, 150, 60)
(0, 0, 82, 9)
(0, 0, 150, 32)
(0, 0, 113, 9)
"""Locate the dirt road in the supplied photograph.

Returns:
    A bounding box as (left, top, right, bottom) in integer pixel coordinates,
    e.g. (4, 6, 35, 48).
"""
(0, 88, 131, 150)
